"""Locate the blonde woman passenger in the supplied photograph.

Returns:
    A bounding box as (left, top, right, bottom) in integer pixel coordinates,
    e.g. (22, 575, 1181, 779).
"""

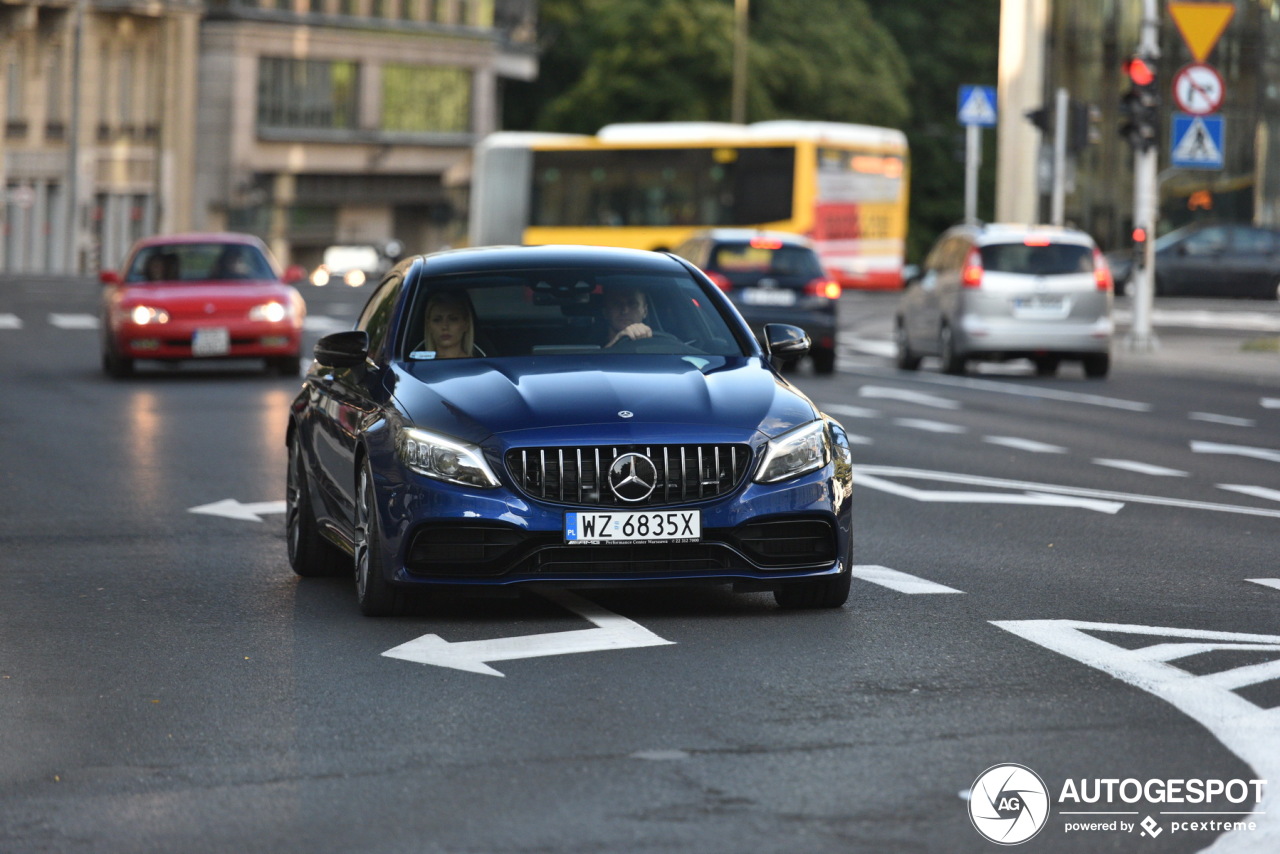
(423, 290, 476, 359)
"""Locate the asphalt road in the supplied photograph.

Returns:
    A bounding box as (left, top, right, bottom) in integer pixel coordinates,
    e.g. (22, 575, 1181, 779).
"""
(1, 277, 1277, 853)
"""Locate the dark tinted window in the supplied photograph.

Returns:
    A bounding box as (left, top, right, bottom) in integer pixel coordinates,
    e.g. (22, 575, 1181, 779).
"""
(980, 243, 1093, 275)
(397, 268, 745, 360)
(126, 242, 276, 283)
(1232, 227, 1278, 255)
(709, 243, 824, 277)
(357, 273, 402, 354)
(531, 146, 795, 228)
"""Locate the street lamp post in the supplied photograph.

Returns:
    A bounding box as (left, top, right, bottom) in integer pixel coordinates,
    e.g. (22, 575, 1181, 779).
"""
(731, 0, 748, 124)
(1128, 0, 1161, 352)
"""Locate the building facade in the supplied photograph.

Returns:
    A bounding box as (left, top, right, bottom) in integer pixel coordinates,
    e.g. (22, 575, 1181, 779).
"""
(1000, 0, 1280, 251)
(0, 0, 535, 273)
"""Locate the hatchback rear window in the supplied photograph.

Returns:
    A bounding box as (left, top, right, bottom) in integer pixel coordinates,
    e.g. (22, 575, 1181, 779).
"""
(710, 244, 825, 277)
(980, 243, 1093, 276)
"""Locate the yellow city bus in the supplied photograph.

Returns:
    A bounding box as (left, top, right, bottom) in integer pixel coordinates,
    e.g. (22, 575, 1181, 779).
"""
(469, 121, 910, 289)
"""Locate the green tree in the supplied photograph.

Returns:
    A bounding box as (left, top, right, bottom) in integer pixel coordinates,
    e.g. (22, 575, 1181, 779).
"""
(506, 0, 909, 131)
(866, 1, 1002, 260)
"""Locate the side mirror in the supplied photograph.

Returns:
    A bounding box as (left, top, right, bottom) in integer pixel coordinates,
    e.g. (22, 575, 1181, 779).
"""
(99, 270, 120, 286)
(282, 264, 308, 285)
(314, 330, 369, 369)
(763, 323, 810, 359)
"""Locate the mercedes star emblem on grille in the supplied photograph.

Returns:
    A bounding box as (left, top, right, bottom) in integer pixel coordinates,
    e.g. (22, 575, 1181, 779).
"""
(618, 410, 634, 419)
(607, 453, 658, 502)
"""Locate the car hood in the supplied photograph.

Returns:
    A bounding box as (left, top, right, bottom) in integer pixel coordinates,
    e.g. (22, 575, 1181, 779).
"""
(119, 281, 294, 307)
(392, 356, 819, 446)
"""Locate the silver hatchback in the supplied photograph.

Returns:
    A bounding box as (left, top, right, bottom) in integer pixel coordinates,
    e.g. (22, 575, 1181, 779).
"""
(895, 223, 1114, 378)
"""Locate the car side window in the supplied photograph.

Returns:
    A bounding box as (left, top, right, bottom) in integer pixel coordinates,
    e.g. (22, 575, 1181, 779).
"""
(1183, 226, 1228, 256)
(1233, 227, 1276, 255)
(357, 273, 403, 356)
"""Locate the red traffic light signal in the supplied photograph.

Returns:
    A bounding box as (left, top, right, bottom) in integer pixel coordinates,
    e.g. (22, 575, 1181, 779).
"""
(1125, 57, 1156, 87)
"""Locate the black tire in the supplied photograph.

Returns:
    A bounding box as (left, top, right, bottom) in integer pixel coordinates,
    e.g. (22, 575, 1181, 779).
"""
(286, 439, 348, 577)
(270, 354, 303, 377)
(102, 342, 134, 378)
(1033, 356, 1060, 377)
(774, 536, 852, 609)
(894, 319, 922, 371)
(1083, 353, 1110, 379)
(938, 325, 966, 375)
(811, 347, 836, 375)
(354, 462, 406, 616)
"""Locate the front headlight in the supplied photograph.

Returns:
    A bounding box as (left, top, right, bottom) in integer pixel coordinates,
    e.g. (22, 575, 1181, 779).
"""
(249, 301, 288, 323)
(129, 305, 169, 325)
(755, 420, 831, 484)
(398, 427, 500, 488)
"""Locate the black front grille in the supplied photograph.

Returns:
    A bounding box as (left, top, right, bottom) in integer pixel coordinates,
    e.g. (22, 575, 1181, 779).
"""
(505, 444, 753, 507)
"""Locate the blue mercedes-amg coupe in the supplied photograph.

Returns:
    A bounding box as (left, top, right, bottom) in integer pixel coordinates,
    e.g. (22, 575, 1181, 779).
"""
(286, 245, 853, 615)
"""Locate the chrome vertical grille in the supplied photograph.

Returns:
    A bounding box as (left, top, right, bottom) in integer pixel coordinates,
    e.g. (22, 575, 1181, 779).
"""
(506, 444, 753, 507)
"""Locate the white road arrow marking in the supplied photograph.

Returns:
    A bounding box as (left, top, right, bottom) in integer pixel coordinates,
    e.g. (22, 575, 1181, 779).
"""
(859, 385, 961, 410)
(1219, 484, 1280, 503)
(993, 620, 1280, 853)
(856, 465, 1280, 520)
(850, 565, 963, 594)
(1190, 412, 1256, 427)
(983, 436, 1068, 454)
(1248, 579, 1280, 592)
(382, 588, 674, 677)
(1092, 459, 1188, 477)
(188, 499, 288, 522)
(856, 471, 1124, 513)
(1191, 441, 1280, 464)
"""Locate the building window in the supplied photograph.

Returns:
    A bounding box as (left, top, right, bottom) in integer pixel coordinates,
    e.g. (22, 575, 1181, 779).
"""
(380, 65, 470, 133)
(257, 57, 359, 131)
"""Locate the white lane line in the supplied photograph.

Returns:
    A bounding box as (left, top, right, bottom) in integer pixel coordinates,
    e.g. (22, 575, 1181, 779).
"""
(0, 313, 21, 329)
(1115, 307, 1280, 331)
(893, 418, 968, 434)
(850, 565, 963, 594)
(1192, 441, 1280, 464)
(1263, 398, 1280, 410)
(821, 403, 881, 419)
(845, 434, 874, 445)
(303, 315, 349, 332)
(983, 436, 1068, 454)
(1092, 459, 1189, 477)
(1218, 484, 1280, 503)
(842, 338, 897, 358)
(855, 465, 1280, 519)
(1248, 579, 1280, 591)
(1190, 412, 1257, 427)
(48, 313, 99, 330)
(859, 385, 961, 410)
(887, 372, 1152, 412)
(856, 471, 1125, 513)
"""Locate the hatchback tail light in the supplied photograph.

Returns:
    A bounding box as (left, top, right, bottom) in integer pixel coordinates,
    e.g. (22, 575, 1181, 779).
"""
(1092, 247, 1113, 291)
(961, 247, 984, 287)
(705, 271, 733, 293)
(804, 277, 842, 300)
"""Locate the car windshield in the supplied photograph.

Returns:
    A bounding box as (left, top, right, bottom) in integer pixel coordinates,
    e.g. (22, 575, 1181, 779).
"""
(710, 243, 824, 277)
(980, 243, 1093, 275)
(125, 243, 277, 283)
(398, 268, 747, 361)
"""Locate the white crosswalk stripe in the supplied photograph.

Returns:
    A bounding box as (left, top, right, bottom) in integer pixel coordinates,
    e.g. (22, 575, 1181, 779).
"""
(1092, 459, 1188, 477)
(48, 313, 99, 330)
(983, 436, 1067, 454)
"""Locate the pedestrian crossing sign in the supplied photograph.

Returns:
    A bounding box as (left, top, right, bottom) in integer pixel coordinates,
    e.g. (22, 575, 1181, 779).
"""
(1171, 113, 1224, 169)
(957, 85, 998, 127)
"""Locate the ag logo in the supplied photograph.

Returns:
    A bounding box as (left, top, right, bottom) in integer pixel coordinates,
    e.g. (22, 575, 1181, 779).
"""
(969, 764, 1050, 845)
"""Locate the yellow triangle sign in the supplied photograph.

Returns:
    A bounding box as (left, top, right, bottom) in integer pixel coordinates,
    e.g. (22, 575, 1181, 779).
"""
(1168, 2, 1236, 63)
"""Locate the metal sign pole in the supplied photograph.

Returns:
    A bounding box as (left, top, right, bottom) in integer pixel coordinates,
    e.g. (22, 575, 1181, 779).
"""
(1051, 87, 1068, 226)
(1128, 0, 1161, 352)
(965, 123, 981, 222)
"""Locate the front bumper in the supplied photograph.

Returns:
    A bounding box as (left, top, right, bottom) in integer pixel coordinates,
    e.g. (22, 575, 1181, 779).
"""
(113, 321, 302, 360)
(375, 464, 852, 589)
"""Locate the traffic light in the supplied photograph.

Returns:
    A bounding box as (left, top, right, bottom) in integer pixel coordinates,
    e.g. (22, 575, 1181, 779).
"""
(1025, 107, 1050, 133)
(1069, 101, 1101, 153)
(1132, 225, 1148, 268)
(1120, 56, 1159, 151)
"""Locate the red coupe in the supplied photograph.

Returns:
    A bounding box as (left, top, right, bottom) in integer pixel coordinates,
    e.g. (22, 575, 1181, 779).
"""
(100, 233, 308, 377)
